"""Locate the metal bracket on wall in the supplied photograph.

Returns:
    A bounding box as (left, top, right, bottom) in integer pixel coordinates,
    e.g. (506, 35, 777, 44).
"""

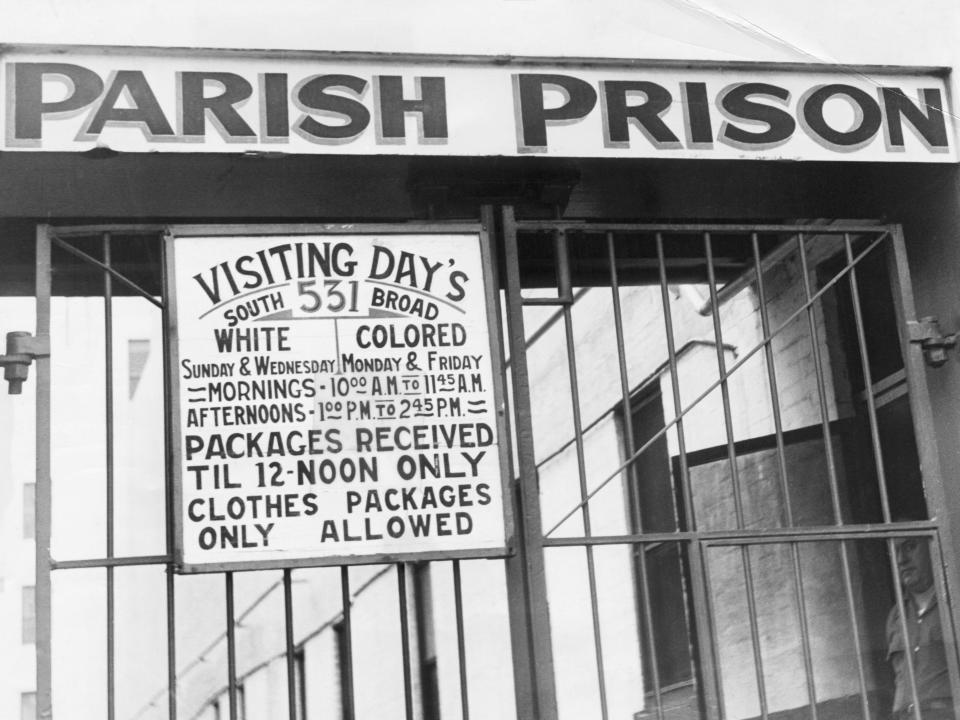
(0, 331, 50, 394)
(907, 316, 957, 368)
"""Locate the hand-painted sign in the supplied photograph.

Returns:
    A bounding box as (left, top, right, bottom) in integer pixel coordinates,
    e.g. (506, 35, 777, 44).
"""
(166, 229, 510, 571)
(2, 48, 955, 161)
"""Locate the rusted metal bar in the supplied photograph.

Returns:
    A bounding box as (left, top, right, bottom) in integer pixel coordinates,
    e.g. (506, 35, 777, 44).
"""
(340, 566, 356, 720)
(397, 564, 415, 720)
(751, 233, 818, 720)
(656, 233, 721, 719)
(452, 560, 470, 720)
(704, 233, 769, 720)
(797, 234, 872, 719)
(606, 231, 665, 720)
(226, 572, 238, 720)
(284, 569, 297, 720)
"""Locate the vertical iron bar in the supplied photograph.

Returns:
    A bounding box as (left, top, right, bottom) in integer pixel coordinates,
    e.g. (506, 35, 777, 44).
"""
(283, 569, 297, 720)
(452, 560, 470, 720)
(103, 233, 116, 720)
(226, 572, 238, 720)
(557, 229, 609, 720)
(888, 538, 924, 720)
(797, 234, 872, 719)
(656, 233, 721, 719)
(704, 233, 770, 720)
(500, 205, 559, 720)
(751, 234, 818, 719)
(340, 567, 355, 720)
(844, 235, 923, 719)
(160, 234, 178, 720)
(397, 564, 415, 720)
(606, 232, 665, 720)
(885, 225, 960, 708)
(35, 225, 53, 720)
(843, 233, 892, 519)
(703, 234, 745, 528)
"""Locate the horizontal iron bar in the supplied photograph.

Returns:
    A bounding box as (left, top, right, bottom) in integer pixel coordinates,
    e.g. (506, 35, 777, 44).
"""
(50, 224, 168, 237)
(51, 554, 171, 570)
(512, 222, 893, 234)
(51, 236, 164, 309)
(521, 296, 574, 306)
(543, 521, 937, 548)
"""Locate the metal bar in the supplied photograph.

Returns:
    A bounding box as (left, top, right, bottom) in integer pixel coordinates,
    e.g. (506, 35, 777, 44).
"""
(543, 232, 887, 539)
(843, 235, 923, 719)
(928, 534, 960, 718)
(843, 233, 893, 521)
(512, 221, 893, 234)
(751, 233, 818, 719)
(340, 566, 356, 720)
(50, 554, 172, 570)
(161, 230, 179, 720)
(501, 205, 559, 720)
(397, 564, 415, 720)
(283, 570, 297, 720)
(885, 225, 960, 707)
(705, 233, 769, 720)
(888, 538, 924, 720)
(165, 567, 178, 720)
(703, 233, 744, 527)
(0, 45, 944, 75)
(104, 232, 116, 720)
(750, 233, 793, 526)
(452, 560, 470, 720)
(226, 572, 238, 720)
(606, 231, 665, 720)
(797, 235, 872, 719)
(50, 235, 164, 309)
(557, 229, 609, 720)
(48, 224, 169, 237)
(544, 522, 938, 547)
(656, 233, 722, 719)
(520, 296, 576, 307)
(35, 225, 53, 720)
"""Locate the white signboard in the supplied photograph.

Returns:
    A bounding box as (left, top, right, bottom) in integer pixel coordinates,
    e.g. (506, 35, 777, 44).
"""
(167, 228, 510, 571)
(2, 47, 956, 161)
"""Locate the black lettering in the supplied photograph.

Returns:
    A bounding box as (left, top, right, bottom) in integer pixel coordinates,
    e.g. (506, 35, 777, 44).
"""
(802, 84, 881, 149)
(296, 75, 370, 141)
(602, 80, 678, 146)
(514, 73, 597, 150)
(84, 70, 174, 137)
(720, 83, 795, 148)
(179, 72, 255, 138)
(881, 87, 949, 150)
(376, 76, 447, 141)
(12, 62, 104, 142)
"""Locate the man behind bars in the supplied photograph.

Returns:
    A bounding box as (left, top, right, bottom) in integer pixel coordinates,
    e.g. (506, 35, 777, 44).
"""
(887, 535, 953, 719)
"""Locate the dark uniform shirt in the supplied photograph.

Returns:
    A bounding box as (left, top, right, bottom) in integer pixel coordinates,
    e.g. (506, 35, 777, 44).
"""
(887, 591, 953, 717)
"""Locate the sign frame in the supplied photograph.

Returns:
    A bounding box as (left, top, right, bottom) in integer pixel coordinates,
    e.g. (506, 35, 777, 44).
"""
(2, 43, 956, 162)
(164, 222, 515, 573)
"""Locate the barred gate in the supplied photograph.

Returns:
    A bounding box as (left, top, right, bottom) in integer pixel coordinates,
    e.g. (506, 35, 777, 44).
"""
(23, 212, 960, 720)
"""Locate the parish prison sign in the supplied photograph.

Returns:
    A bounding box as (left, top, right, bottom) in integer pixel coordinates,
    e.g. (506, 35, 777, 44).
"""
(166, 229, 510, 571)
(1, 47, 956, 161)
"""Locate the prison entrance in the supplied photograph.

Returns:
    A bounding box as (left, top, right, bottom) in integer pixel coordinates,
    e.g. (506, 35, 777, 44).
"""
(12, 212, 960, 720)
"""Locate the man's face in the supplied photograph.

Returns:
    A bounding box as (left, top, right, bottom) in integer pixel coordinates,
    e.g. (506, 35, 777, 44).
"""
(896, 537, 934, 594)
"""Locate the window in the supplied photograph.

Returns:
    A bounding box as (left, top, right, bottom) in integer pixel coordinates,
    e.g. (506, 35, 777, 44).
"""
(22, 586, 35, 644)
(23, 483, 35, 540)
(20, 692, 36, 720)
